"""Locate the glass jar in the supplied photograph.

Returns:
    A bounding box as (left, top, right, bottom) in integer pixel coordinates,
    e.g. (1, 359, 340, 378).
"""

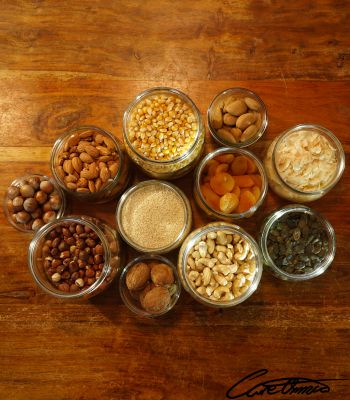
(207, 87, 268, 147)
(194, 147, 268, 220)
(116, 180, 192, 254)
(259, 204, 336, 281)
(123, 87, 205, 179)
(178, 222, 263, 308)
(264, 124, 345, 202)
(50, 125, 131, 204)
(4, 173, 66, 233)
(119, 254, 181, 318)
(28, 215, 121, 299)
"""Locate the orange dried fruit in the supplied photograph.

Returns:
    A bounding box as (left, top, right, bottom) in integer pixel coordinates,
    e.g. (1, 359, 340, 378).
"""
(250, 174, 262, 188)
(215, 163, 229, 174)
(210, 173, 235, 196)
(219, 193, 239, 214)
(246, 157, 258, 174)
(215, 154, 235, 164)
(201, 183, 220, 210)
(231, 155, 248, 175)
(234, 175, 254, 188)
(251, 185, 261, 200)
(231, 185, 240, 198)
(205, 159, 219, 177)
(236, 190, 256, 213)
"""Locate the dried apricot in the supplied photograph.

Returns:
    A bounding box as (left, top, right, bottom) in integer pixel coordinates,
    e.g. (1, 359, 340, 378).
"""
(236, 190, 256, 213)
(206, 159, 219, 177)
(234, 175, 254, 188)
(231, 185, 240, 198)
(219, 193, 239, 214)
(231, 156, 248, 175)
(251, 185, 261, 200)
(210, 173, 235, 196)
(246, 157, 258, 174)
(215, 154, 234, 164)
(250, 174, 262, 188)
(201, 183, 220, 210)
(215, 163, 229, 174)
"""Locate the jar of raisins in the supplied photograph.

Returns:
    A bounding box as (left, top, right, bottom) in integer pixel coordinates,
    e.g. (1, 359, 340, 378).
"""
(28, 215, 121, 299)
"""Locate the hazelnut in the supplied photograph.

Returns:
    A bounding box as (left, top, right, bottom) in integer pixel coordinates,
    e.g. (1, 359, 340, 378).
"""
(43, 201, 52, 212)
(58, 283, 70, 292)
(23, 198, 38, 213)
(43, 211, 56, 224)
(7, 186, 20, 200)
(75, 278, 84, 288)
(126, 262, 151, 291)
(32, 218, 44, 231)
(141, 286, 171, 314)
(51, 272, 61, 282)
(20, 184, 35, 198)
(12, 196, 24, 212)
(31, 208, 42, 219)
(40, 180, 54, 194)
(15, 211, 31, 224)
(69, 284, 79, 292)
(49, 194, 62, 211)
(151, 263, 174, 286)
(35, 190, 48, 205)
(27, 176, 41, 190)
(7, 199, 14, 214)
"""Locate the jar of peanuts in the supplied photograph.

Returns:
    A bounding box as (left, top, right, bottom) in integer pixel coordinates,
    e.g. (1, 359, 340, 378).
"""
(28, 215, 121, 299)
(264, 124, 345, 202)
(50, 126, 131, 203)
(123, 87, 205, 179)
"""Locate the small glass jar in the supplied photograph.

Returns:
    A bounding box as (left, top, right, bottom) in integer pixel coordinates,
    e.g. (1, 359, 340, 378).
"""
(28, 215, 121, 299)
(123, 87, 205, 179)
(207, 87, 268, 147)
(178, 222, 263, 308)
(119, 254, 181, 318)
(264, 124, 345, 202)
(50, 125, 131, 204)
(4, 174, 66, 233)
(116, 180, 192, 254)
(194, 147, 268, 220)
(259, 204, 336, 281)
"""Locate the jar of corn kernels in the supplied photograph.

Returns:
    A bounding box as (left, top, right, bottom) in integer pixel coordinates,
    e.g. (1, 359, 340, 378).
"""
(123, 87, 205, 179)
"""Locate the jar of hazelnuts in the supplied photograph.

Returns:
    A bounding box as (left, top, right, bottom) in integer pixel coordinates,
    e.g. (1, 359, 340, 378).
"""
(28, 215, 121, 299)
(4, 174, 66, 232)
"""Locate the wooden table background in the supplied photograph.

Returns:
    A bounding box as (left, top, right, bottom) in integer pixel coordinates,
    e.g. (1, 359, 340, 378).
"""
(0, 1, 349, 399)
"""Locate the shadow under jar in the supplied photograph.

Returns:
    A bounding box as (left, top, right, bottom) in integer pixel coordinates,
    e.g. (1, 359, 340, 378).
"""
(264, 124, 345, 202)
(119, 254, 181, 318)
(207, 87, 268, 148)
(123, 87, 205, 179)
(178, 222, 263, 308)
(259, 205, 336, 281)
(50, 126, 131, 204)
(194, 147, 268, 220)
(28, 215, 121, 299)
(4, 173, 66, 233)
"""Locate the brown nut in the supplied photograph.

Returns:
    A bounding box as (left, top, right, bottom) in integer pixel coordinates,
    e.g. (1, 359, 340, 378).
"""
(49, 194, 62, 211)
(151, 263, 174, 286)
(244, 97, 260, 111)
(126, 262, 151, 291)
(141, 286, 171, 314)
(40, 180, 54, 194)
(7, 186, 20, 199)
(16, 211, 31, 224)
(23, 198, 38, 213)
(32, 218, 45, 231)
(27, 177, 41, 190)
(20, 184, 35, 198)
(35, 190, 48, 205)
(139, 282, 155, 304)
(12, 196, 24, 212)
(236, 112, 257, 130)
(217, 128, 236, 144)
(224, 99, 247, 116)
(210, 105, 223, 130)
(43, 211, 56, 224)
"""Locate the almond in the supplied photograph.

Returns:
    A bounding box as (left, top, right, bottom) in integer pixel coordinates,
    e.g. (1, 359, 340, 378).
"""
(94, 134, 104, 144)
(225, 99, 247, 116)
(56, 166, 65, 181)
(77, 177, 88, 188)
(84, 144, 100, 158)
(79, 130, 94, 139)
(76, 187, 90, 193)
(103, 136, 116, 150)
(66, 133, 80, 149)
(64, 174, 78, 183)
(210, 104, 223, 130)
(95, 178, 102, 191)
(79, 152, 94, 163)
(66, 182, 77, 190)
(72, 156, 83, 173)
(100, 166, 110, 183)
(63, 159, 74, 175)
(80, 163, 98, 180)
(236, 112, 257, 130)
(88, 180, 95, 193)
(109, 162, 119, 178)
(96, 145, 110, 156)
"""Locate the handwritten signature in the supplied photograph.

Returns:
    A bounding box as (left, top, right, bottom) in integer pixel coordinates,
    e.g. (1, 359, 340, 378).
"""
(226, 369, 347, 399)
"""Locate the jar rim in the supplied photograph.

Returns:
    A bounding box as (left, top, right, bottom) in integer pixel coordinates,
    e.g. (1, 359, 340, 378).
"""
(179, 222, 263, 307)
(119, 253, 181, 318)
(122, 87, 203, 164)
(259, 204, 336, 281)
(116, 179, 192, 253)
(207, 87, 268, 148)
(194, 147, 268, 219)
(28, 215, 112, 298)
(50, 125, 124, 197)
(272, 124, 345, 196)
(4, 173, 66, 233)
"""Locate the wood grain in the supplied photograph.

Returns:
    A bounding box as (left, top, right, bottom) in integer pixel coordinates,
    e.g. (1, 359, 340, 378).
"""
(0, 1, 350, 399)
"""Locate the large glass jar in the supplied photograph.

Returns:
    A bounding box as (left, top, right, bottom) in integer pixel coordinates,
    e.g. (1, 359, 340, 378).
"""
(50, 126, 131, 204)
(28, 215, 121, 299)
(123, 87, 205, 179)
(264, 124, 345, 202)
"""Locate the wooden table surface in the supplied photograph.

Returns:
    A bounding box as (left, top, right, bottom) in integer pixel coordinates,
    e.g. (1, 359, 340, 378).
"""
(0, 1, 349, 399)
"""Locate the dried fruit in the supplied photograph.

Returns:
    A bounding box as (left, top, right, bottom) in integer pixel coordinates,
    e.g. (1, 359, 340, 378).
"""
(151, 263, 174, 286)
(141, 286, 171, 313)
(219, 193, 239, 213)
(126, 262, 150, 291)
(210, 173, 235, 196)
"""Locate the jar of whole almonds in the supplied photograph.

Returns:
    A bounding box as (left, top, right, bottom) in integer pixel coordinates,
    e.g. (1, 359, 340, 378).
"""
(50, 126, 131, 203)
(28, 215, 121, 299)
(123, 87, 205, 179)
(264, 124, 345, 202)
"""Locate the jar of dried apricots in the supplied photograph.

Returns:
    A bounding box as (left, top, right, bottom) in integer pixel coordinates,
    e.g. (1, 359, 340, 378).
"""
(194, 147, 268, 220)
(123, 87, 205, 179)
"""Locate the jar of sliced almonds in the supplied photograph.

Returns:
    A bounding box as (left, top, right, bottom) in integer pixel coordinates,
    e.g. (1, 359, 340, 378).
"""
(50, 126, 131, 203)
(264, 124, 345, 202)
(123, 87, 205, 179)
